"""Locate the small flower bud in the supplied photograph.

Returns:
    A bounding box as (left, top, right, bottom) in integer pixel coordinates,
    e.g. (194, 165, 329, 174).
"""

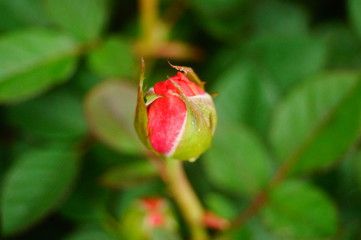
(135, 62, 217, 161)
(121, 197, 178, 239)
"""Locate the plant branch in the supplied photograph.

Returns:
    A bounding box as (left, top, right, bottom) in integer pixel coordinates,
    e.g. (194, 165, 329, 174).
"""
(165, 159, 209, 240)
(139, 0, 158, 45)
(230, 191, 268, 228)
(137, 0, 202, 60)
(229, 149, 302, 230)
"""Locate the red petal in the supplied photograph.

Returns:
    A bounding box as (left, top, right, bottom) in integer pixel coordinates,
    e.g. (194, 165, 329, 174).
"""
(147, 95, 187, 155)
(141, 197, 163, 211)
(154, 72, 205, 97)
(147, 212, 165, 227)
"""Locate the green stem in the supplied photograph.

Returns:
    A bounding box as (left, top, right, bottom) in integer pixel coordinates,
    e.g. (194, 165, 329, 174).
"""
(139, 0, 158, 45)
(165, 159, 209, 240)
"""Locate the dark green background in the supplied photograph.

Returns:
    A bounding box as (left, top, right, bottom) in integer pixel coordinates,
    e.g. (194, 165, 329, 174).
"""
(1, 0, 361, 239)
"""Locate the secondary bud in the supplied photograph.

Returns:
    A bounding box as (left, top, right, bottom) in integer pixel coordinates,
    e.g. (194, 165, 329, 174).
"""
(121, 197, 178, 239)
(135, 62, 217, 161)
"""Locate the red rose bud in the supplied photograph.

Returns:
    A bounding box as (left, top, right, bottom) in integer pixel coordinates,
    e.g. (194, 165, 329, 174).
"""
(140, 197, 166, 227)
(135, 62, 217, 161)
(121, 197, 178, 239)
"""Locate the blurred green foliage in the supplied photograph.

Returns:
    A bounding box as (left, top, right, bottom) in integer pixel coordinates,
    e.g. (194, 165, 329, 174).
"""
(0, 0, 361, 239)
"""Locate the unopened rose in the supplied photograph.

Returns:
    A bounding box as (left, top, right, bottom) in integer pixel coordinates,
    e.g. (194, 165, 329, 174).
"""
(121, 197, 178, 239)
(135, 63, 217, 161)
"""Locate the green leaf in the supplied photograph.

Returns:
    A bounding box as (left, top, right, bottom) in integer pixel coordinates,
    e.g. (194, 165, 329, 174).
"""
(245, 35, 327, 92)
(84, 80, 143, 154)
(88, 36, 136, 78)
(215, 229, 251, 240)
(189, 0, 248, 41)
(247, 220, 283, 240)
(357, 154, 361, 187)
(253, 0, 309, 37)
(205, 193, 238, 219)
(315, 23, 361, 68)
(0, 0, 49, 31)
(60, 186, 107, 224)
(213, 60, 277, 135)
(0, 29, 78, 103)
(64, 227, 117, 240)
(45, 0, 109, 41)
(348, 0, 361, 39)
(0, 145, 5, 184)
(190, 0, 246, 16)
(8, 90, 87, 139)
(116, 182, 162, 220)
(1, 145, 79, 236)
(151, 228, 181, 240)
(339, 151, 361, 197)
(270, 71, 361, 175)
(193, 11, 247, 42)
(71, 68, 103, 94)
(261, 180, 338, 239)
(204, 123, 271, 197)
(60, 144, 115, 224)
(100, 160, 157, 189)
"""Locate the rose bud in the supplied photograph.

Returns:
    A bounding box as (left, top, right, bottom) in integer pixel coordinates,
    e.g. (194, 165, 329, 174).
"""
(135, 62, 217, 161)
(121, 197, 179, 239)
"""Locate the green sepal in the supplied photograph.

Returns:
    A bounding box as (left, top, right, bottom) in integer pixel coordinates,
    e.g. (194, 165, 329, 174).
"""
(168, 62, 205, 89)
(145, 93, 162, 106)
(134, 59, 152, 149)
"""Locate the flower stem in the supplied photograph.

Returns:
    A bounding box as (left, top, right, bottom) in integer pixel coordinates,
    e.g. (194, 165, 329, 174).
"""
(165, 159, 209, 240)
(139, 0, 158, 45)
